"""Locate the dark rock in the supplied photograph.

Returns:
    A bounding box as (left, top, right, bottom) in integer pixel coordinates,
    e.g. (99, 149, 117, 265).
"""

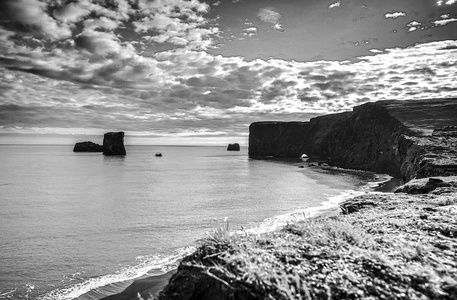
(298, 165, 305, 168)
(227, 143, 240, 151)
(103, 132, 126, 156)
(249, 99, 457, 180)
(155, 153, 162, 157)
(340, 198, 378, 214)
(394, 176, 457, 194)
(73, 141, 103, 152)
(249, 122, 307, 157)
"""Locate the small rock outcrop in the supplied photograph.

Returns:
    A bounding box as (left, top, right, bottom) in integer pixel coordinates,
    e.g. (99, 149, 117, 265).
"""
(73, 141, 103, 152)
(103, 132, 126, 156)
(227, 143, 240, 151)
(394, 176, 457, 194)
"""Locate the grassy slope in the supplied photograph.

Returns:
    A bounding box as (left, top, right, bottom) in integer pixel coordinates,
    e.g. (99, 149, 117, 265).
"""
(158, 190, 457, 300)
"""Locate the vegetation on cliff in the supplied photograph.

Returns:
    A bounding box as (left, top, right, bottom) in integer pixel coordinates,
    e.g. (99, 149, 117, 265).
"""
(158, 185, 457, 300)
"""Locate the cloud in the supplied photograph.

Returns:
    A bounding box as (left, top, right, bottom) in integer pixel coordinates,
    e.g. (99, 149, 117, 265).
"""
(406, 20, 422, 32)
(242, 27, 258, 37)
(258, 7, 284, 32)
(1, 0, 457, 142)
(328, 1, 341, 9)
(384, 11, 407, 19)
(437, 0, 457, 5)
(53, 2, 92, 24)
(133, 0, 214, 50)
(1, 0, 72, 40)
(432, 18, 457, 26)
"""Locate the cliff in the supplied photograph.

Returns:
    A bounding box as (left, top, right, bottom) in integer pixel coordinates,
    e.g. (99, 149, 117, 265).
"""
(249, 99, 457, 180)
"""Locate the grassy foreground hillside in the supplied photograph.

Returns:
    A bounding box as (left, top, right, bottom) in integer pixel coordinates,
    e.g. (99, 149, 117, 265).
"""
(156, 182, 457, 300)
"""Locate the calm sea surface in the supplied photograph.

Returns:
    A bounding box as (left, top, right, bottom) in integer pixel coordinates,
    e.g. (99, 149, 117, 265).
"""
(0, 145, 382, 299)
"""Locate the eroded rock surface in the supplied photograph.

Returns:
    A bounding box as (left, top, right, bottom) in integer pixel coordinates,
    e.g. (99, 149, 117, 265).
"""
(249, 99, 457, 180)
(103, 132, 126, 156)
(73, 141, 103, 152)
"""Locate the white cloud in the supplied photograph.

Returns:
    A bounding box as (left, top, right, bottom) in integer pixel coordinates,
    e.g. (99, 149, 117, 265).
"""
(133, 0, 215, 50)
(53, 2, 92, 23)
(1, 1, 457, 140)
(437, 0, 457, 5)
(242, 27, 258, 37)
(433, 18, 457, 26)
(328, 1, 341, 9)
(406, 20, 422, 32)
(258, 7, 284, 32)
(385, 11, 407, 19)
(6, 0, 72, 40)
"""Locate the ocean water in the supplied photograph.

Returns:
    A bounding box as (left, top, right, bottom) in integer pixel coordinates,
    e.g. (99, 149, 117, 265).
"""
(0, 145, 385, 300)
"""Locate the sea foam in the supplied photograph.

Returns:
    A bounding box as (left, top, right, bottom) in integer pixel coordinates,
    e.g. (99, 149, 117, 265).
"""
(39, 247, 195, 300)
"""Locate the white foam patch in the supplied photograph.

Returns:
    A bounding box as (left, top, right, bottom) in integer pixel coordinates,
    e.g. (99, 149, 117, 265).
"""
(39, 247, 195, 300)
(241, 175, 391, 235)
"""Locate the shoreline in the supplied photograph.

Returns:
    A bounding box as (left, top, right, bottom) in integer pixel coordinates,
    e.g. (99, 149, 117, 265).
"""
(158, 177, 457, 299)
(99, 170, 401, 300)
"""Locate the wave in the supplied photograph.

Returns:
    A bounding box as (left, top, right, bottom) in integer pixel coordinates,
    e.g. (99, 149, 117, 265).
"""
(39, 247, 195, 300)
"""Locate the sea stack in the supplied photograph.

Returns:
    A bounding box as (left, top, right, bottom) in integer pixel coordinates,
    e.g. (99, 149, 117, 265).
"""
(103, 132, 126, 156)
(73, 141, 103, 152)
(227, 143, 240, 151)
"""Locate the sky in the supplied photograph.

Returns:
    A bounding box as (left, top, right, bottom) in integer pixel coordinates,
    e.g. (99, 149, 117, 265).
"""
(0, 0, 456, 145)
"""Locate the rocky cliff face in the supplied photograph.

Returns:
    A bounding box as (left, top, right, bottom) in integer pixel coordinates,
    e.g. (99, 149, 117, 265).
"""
(249, 121, 309, 157)
(249, 99, 457, 180)
(103, 132, 126, 156)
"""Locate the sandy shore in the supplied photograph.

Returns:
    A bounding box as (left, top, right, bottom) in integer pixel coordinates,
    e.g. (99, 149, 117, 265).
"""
(100, 271, 175, 300)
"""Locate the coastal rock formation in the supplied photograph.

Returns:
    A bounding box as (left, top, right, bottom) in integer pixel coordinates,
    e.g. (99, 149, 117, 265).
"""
(249, 99, 457, 180)
(73, 141, 103, 152)
(394, 176, 457, 194)
(227, 143, 240, 151)
(249, 121, 308, 157)
(103, 132, 126, 156)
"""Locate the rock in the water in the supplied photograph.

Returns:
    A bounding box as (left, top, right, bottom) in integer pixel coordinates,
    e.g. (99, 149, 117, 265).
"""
(227, 143, 240, 151)
(103, 132, 126, 156)
(73, 141, 103, 152)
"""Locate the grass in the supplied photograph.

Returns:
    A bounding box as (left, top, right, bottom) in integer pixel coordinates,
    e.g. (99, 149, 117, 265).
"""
(158, 190, 457, 300)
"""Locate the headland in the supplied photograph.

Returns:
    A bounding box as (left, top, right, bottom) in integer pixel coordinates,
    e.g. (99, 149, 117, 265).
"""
(105, 99, 457, 300)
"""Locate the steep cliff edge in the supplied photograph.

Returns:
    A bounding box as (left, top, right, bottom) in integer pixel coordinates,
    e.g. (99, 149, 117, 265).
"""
(249, 99, 457, 180)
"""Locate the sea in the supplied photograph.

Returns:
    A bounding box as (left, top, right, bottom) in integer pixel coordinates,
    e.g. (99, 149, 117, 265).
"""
(0, 145, 398, 300)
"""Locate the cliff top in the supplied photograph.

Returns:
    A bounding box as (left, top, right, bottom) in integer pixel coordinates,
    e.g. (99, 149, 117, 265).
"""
(358, 98, 457, 135)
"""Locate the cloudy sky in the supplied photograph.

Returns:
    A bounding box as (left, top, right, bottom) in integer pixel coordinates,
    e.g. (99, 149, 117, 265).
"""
(0, 0, 456, 145)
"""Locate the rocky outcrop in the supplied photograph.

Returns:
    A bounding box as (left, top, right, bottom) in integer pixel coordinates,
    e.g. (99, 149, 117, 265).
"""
(249, 121, 308, 157)
(227, 143, 240, 151)
(73, 141, 103, 152)
(249, 99, 457, 180)
(103, 132, 126, 156)
(394, 176, 457, 194)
